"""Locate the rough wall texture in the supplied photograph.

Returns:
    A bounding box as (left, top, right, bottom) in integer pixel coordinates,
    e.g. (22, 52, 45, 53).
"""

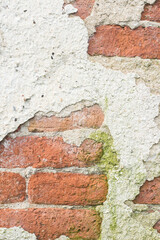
(0, 0, 160, 240)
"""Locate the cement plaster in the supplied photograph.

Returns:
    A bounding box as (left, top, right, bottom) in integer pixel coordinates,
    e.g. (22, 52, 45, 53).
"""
(0, 0, 160, 239)
(0, 227, 36, 240)
(85, 0, 157, 35)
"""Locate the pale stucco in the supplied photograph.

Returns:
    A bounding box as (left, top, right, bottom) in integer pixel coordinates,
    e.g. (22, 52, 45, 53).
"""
(0, 0, 160, 239)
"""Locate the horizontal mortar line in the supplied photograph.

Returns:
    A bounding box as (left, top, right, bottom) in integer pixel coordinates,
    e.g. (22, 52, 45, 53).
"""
(146, 204, 160, 210)
(139, 20, 160, 28)
(102, 20, 160, 28)
(88, 55, 160, 62)
(0, 202, 99, 210)
(130, 204, 160, 212)
(9, 127, 96, 138)
(0, 166, 102, 175)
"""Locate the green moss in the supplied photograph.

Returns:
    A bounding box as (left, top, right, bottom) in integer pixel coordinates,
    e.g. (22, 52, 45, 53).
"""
(90, 131, 118, 174)
(90, 130, 119, 239)
(89, 129, 160, 239)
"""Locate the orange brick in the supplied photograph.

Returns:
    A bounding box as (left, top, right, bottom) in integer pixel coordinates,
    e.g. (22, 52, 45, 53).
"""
(134, 177, 160, 204)
(28, 105, 104, 132)
(0, 136, 103, 168)
(0, 208, 101, 240)
(0, 172, 26, 204)
(72, 0, 95, 19)
(154, 219, 160, 233)
(28, 172, 107, 206)
(141, 0, 160, 23)
(88, 25, 160, 59)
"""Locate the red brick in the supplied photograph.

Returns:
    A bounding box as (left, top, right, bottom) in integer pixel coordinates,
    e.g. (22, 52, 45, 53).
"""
(28, 105, 104, 132)
(78, 138, 103, 164)
(133, 177, 160, 204)
(141, 0, 160, 23)
(28, 172, 107, 206)
(71, 0, 95, 19)
(0, 208, 101, 240)
(0, 172, 26, 204)
(88, 25, 160, 59)
(0, 136, 103, 168)
(154, 219, 160, 233)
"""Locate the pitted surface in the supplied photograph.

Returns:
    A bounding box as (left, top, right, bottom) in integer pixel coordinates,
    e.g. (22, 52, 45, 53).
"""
(0, 0, 160, 239)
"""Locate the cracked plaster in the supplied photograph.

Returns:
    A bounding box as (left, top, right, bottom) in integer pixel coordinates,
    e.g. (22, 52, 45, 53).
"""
(0, 0, 160, 239)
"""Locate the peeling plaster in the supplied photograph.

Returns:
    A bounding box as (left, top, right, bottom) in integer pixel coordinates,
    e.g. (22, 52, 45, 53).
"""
(99, 163, 160, 239)
(0, 0, 160, 239)
(63, 4, 78, 15)
(145, 140, 160, 180)
(85, 0, 157, 35)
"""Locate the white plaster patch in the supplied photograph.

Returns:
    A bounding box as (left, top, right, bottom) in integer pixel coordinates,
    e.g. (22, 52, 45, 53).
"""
(145, 141, 160, 180)
(63, 4, 78, 15)
(89, 56, 160, 95)
(99, 162, 160, 239)
(0, 0, 160, 239)
(55, 236, 70, 240)
(0, 227, 37, 240)
(61, 128, 96, 146)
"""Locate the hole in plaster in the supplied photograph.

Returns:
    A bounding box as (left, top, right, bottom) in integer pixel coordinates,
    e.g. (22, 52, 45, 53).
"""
(51, 52, 55, 59)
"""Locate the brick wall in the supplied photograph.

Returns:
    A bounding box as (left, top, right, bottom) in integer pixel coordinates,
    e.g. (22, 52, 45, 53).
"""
(0, 105, 107, 239)
(134, 177, 160, 233)
(0, 0, 160, 239)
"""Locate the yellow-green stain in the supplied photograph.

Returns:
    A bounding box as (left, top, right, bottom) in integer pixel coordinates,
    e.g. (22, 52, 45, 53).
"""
(90, 131, 118, 174)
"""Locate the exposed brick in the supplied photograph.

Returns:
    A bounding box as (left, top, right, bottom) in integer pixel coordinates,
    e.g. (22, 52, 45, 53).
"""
(78, 138, 103, 164)
(0, 172, 26, 204)
(141, 0, 160, 23)
(88, 25, 160, 59)
(71, 0, 95, 19)
(154, 219, 160, 233)
(28, 105, 104, 132)
(0, 136, 103, 168)
(133, 177, 160, 204)
(0, 208, 101, 240)
(28, 172, 107, 206)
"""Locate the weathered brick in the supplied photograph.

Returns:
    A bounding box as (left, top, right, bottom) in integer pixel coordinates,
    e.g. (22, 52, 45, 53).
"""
(78, 138, 103, 164)
(154, 219, 160, 233)
(88, 25, 160, 59)
(0, 136, 103, 168)
(0, 172, 26, 204)
(28, 105, 104, 132)
(0, 208, 101, 240)
(71, 0, 95, 19)
(133, 177, 160, 204)
(141, 0, 160, 23)
(28, 172, 107, 206)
